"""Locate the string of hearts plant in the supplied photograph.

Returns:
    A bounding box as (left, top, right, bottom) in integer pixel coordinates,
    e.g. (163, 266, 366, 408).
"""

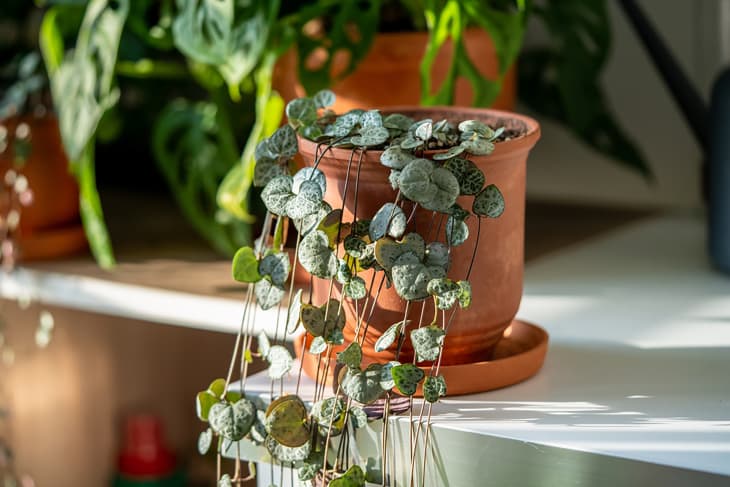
(195, 91, 507, 487)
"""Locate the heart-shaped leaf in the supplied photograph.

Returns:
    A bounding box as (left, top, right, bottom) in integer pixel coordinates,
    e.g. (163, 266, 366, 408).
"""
(458, 120, 493, 137)
(292, 167, 326, 196)
(349, 406, 368, 429)
(293, 201, 332, 237)
(458, 280, 472, 309)
(461, 136, 495, 156)
(350, 126, 389, 147)
(266, 345, 293, 379)
(392, 260, 447, 301)
(380, 146, 414, 169)
(336, 260, 353, 284)
(326, 327, 345, 345)
(369, 203, 407, 241)
(317, 208, 344, 247)
(297, 450, 324, 481)
(265, 395, 309, 447)
(383, 113, 415, 131)
(391, 364, 425, 396)
(423, 375, 447, 403)
(328, 111, 360, 137)
(342, 364, 385, 404)
(337, 342, 362, 369)
(313, 89, 335, 109)
(399, 159, 459, 212)
(400, 134, 423, 150)
(473, 184, 505, 218)
(198, 428, 213, 455)
(446, 217, 469, 246)
(444, 158, 485, 195)
(410, 325, 445, 362)
(344, 276, 367, 300)
(344, 235, 367, 258)
(261, 175, 294, 216)
(196, 391, 218, 421)
(286, 289, 303, 334)
(232, 246, 262, 283)
(414, 119, 433, 141)
(208, 397, 256, 441)
(259, 252, 290, 286)
(299, 230, 337, 278)
(427, 278, 461, 310)
(379, 361, 400, 390)
(329, 465, 366, 487)
(286, 98, 317, 128)
(421, 167, 460, 212)
(374, 233, 425, 272)
(255, 279, 285, 310)
(311, 397, 345, 425)
(374, 320, 407, 353)
(432, 145, 465, 161)
(253, 158, 287, 187)
(257, 331, 271, 358)
(265, 435, 311, 464)
(309, 335, 327, 354)
(300, 299, 345, 337)
(268, 124, 299, 159)
(425, 242, 450, 269)
(360, 110, 383, 129)
(286, 180, 323, 220)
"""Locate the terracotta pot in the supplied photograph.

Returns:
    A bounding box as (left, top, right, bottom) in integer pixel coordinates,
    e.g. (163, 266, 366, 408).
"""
(297, 106, 540, 369)
(0, 115, 86, 260)
(274, 29, 516, 112)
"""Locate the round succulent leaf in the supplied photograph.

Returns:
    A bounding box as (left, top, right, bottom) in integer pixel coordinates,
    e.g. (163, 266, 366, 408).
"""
(342, 363, 385, 404)
(286, 289, 303, 334)
(449, 203, 470, 221)
(330, 112, 360, 136)
(313, 89, 335, 109)
(369, 203, 407, 241)
(410, 325, 445, 362)
(420, 167, 460, 212)
(400, 135, 423, 150)
(383, 113, 415, 131)
(254, 160, 287, 188)
(300, 303, 325, 337)
(198, 428, 213, 455)
(427, 278, 461, 310)
(298, 450, 324, 481)
(292, 167, 326, 195)
(374, 233, 426, 272)
(261, 175, 294, 216)
(379, 361, 400, 390)
(294, 201, 332, 237)
(255, 138, 275, 163)
(344, 235, 367, 258)
(444, 158, 485, 196)
(218, 474, 232, 487)
(349, 406, 368, 429)
(257, 331, 271, 358)
(285, 98, 317, 128)
(299, 230, 337, 278)
(423, 375, 447, 403)
(265, 395, 309, 447)
(329, 465, 366, 487)
(432, 144, 465, 161)
(350, 219, 371, 237)
(336, 260, 353, 284)
(259, 252, 290, 286)
(473, 184, 505, 218)
(350, 126, 389, 147)
(265, 435, 311, 464)
(322, 298, 346, 333)
(317, 208, 344, 247)
(392, 262, 446, 301)
(388, 169, 401, 189)
(308, 335, 327, 354)
(336, 342, 362, 369)
(458, 120, 492, 137)
(398, 158, 433, 201)
(458, 280, 472, 309)
(380, 146, 414, 169)
(255, 278, 285, 310)
(344, 276, 367, 300)
(311, 397, 345, 425)
(445, 217, 469, 246)
(266, 345, 293, 379)
(208, 398, 256, 441)
(286, 179, 323, 220)
(391, 364, 425, 397)
(206, 378, 226, 397)
(425, 242, 450, 269)
(300, 124, 323, 140)
(414, 119, 433, 141)
(461, 137, 495, 156)
(374, 320, 407, 353)
(360, 110, 383, 129)
(231, 246, 262, 283)
(268, 124, 299, 159)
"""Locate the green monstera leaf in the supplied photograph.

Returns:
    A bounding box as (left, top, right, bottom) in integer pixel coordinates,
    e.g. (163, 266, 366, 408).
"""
(259, 252, 290, 286)
(391, 364, 425, 396)
(329, 465, 366, 487)
(300, 299, 345, 337)
(255, 278, 285, 310)
(411, 325, 445, 362)
(265, 395, 309, 447)
(398, 159, 460, 212)
(232, 246, 261, 283)
(473, 184, 505, 218)
(261, 175, 294, 216)
(208, 397, 256, 441)
(423, 375, 447, 403)
(336, 342, 362, 369)
(342, 363, 385, 404)
(369, 203, 407, 241)
(374, 320, 408, 353)
(299, 229, 337, 278)
(427, 278, 462, 310)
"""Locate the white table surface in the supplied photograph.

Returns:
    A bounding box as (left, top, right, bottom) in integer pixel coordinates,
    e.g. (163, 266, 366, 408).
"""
(233, 214, 730, 486)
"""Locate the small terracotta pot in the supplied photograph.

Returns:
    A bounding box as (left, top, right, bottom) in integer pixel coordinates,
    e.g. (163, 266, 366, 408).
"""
(0, 115, 86, 260)
(298, 106, 540, 368)
(274, 29, 516, 112)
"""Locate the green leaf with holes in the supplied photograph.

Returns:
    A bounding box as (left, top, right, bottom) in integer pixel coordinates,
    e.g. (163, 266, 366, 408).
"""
(473, 184, 505, 218)
(380, 146, 415, 169)
(261, 175, 294, 216)
(299, 230, 337, 278)
(342, 364, 385, 404)
(255, 278, 285, 310)
(374, 320, 407, 353)
(427, 278, 461, 310)
(329, 465, 366, 487)
(423, 375, 447, 403)
(391, 364, 425, 397)
(208, 397, 256, 441)
(259, 252, 290, 286)
(337, 342, 362, 369)
(411, 325, 445, 362)
(232, 246, 261, 283)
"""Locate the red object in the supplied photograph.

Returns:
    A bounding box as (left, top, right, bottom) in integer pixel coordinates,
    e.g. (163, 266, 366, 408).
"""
(117, 415, 176, 478)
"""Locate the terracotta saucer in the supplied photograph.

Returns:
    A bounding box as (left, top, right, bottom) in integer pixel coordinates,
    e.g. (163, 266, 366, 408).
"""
(295, 320, 549, 397)
(19, 223, 88, 261)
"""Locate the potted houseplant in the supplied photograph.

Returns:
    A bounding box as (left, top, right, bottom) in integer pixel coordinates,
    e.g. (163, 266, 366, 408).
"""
(195, 92, 544, 485)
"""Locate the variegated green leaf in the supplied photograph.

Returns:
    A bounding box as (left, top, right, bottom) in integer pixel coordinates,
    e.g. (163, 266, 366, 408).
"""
(286, 179, 323, 220)
(380, 145, 415, 169)
(410, 325, 445, 362)
(232, 246, 261, 283)
(391, 363, 425, 396)
(261, 175, 294, 216)
(427, 278, 461, 310)
(309, 335, 327, 354)
(313, 89, 335, 109)
(350, 126, 389, 147)
(266, 346, 293, 379)
(208, 397, 256, 441)
(423, 375, 447, 403)
(255, 278, 285, 310)
(473, 184, 505, 218)
(374, 320, 407, 353)
(298, 230, 337, 278)
(369, 203, 407, 241)
(285, 97, 317, 128)
(336, 342, 362, 369)
(292, 167, 326, 196)
(342, 363, 385, 404)
(259, 252, 290, 286)
(344, 276, 367, 300)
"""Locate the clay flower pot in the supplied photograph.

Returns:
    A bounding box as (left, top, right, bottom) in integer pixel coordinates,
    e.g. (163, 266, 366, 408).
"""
(274, 29, 516, 112)
(297, 106, 540, 374)
(0, 115, 86, 260)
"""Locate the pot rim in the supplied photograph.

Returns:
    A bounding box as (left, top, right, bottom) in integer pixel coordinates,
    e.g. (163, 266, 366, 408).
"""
(297, 105, 540, 162)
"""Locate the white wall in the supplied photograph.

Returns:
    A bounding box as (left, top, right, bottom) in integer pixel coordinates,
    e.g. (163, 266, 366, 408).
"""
(524, 0, 729, 209)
